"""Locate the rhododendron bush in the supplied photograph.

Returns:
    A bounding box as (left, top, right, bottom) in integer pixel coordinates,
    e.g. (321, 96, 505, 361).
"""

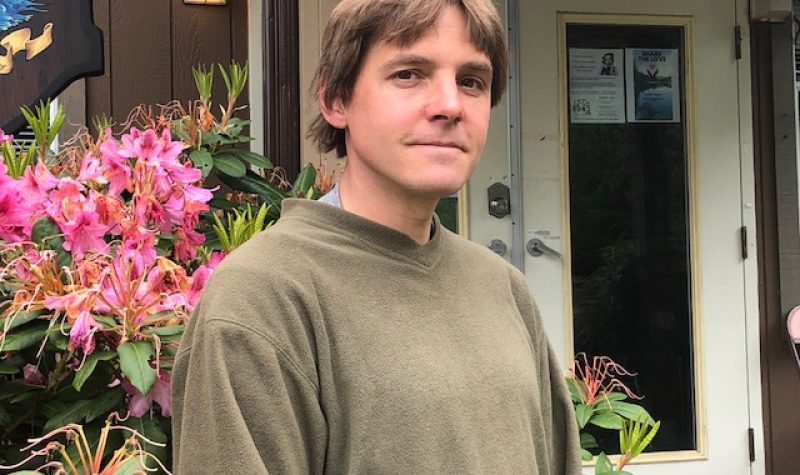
(0, 63, 330, 473)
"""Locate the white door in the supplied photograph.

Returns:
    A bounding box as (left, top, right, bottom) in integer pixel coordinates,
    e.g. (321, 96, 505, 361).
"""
(470, 0, 762, 473)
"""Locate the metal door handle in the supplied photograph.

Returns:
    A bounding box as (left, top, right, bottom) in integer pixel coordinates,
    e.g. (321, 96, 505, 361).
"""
(526, 238, 561, 258)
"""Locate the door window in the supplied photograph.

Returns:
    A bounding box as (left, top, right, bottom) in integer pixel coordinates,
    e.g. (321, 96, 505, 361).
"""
(566, 21, 696, 453)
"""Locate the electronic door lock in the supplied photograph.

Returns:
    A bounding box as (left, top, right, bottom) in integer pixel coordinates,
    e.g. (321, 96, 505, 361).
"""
(488, 182, 511, 218)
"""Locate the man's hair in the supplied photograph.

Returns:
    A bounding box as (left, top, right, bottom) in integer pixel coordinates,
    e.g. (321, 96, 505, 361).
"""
(308, 0, 508, 157)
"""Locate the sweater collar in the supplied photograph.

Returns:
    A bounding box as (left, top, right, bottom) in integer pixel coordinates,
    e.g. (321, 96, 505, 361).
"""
(281, 199, 444, 268)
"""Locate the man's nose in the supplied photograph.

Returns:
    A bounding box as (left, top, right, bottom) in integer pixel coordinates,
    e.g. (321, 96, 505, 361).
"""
(426, 77, 464, 123)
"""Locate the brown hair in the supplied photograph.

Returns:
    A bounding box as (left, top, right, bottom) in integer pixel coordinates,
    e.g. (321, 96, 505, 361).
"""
(308, 0, 508, 157)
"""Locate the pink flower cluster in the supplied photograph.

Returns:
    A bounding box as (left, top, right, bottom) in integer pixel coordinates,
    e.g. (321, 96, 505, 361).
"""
(1, 126, 224, 417)
(1, 127, 219, 352)
(1, 128, 211, 260)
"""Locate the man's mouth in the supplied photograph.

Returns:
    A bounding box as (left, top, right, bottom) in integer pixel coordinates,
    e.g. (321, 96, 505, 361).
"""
(409, 141, 467, 152)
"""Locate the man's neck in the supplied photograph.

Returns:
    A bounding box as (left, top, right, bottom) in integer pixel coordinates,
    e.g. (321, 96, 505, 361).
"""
(338, 169, 437, 245)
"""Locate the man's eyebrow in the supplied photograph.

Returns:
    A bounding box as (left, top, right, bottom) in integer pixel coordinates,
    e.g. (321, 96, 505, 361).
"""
(381, 54, 493, 74)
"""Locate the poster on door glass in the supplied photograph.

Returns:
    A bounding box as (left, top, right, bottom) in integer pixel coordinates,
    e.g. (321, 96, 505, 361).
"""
(568, 48, 625, 124)
(625, 48, 681, 122)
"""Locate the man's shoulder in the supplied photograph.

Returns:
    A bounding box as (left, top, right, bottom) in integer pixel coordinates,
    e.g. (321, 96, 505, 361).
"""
(441, 228, 519, 273)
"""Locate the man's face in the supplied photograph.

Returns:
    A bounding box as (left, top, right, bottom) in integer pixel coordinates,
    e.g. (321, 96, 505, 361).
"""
(330, 6, 493, 201)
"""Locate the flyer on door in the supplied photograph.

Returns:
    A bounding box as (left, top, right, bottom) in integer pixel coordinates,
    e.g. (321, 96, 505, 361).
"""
(567, 48, 626, 124)
(625, 48, 681, 123)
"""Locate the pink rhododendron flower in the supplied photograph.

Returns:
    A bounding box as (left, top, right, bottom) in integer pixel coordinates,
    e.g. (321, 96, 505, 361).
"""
(69, 310, 102, 354)
(0, 164, 32, 242)
(120, 229, 157, 276)
(98, 131, 132, 197)
(120, 128, 164, 163)
(122, 370, 172, 417)
(0, 128, 12, 144)
(59, 198, 109, 261)
(78, 152, 108, 185)
(44, 291, 101, 355)
(173, 226, 205, 262)
(186, 252, 224, 311)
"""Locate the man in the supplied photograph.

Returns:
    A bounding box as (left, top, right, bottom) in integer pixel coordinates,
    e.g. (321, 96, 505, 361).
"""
(172, 0, 581, 473)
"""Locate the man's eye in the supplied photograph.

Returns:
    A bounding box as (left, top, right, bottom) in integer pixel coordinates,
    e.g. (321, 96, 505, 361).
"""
(460, 77, 486, 90)
(393, 70, 420, 80)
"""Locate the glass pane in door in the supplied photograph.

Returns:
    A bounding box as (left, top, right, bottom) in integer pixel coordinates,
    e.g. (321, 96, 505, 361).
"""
(567, 23, 696, 453)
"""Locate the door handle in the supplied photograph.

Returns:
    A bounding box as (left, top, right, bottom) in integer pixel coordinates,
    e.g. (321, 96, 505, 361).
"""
(526, 238, 561, 258)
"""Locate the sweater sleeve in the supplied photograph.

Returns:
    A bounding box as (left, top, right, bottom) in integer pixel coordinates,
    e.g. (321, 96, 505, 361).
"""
(171, 316, 327, 474)
(509, 270, 583, 475)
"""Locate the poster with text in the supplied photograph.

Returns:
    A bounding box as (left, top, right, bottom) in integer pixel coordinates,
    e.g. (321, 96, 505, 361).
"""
(625, 48, 681, 123)
(568, 48, 625, 124)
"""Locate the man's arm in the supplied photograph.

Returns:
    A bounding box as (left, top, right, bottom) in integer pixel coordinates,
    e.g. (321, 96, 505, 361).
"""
(508, 269, 583, 475)
(172, 317, 327, 474)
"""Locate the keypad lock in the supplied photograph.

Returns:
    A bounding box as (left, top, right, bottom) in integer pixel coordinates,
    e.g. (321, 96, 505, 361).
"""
(487, 182, 510, 218)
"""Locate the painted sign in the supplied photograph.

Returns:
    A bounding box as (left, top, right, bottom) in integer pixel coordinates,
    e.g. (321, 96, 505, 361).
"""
(0, 0, 103, 133)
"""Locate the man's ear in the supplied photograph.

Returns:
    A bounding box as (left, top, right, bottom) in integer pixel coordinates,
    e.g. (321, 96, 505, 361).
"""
(319, 89, 347, 129)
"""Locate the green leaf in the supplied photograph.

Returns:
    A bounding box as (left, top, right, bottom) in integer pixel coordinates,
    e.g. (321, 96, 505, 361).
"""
(84, 388, 125, 423)
(41, 400, 68, 418)
(8, 471, 47, 475)
(291, 162, 317, 197)
(0, 404, 10, 426)
(118, 341, 156, 395)
(209, 196, 237, 211)
(9, 389, 37, 404)
(580, 448, 593, 462)
(0, 381, 32, 401)
(1, 324, 50, 351)
(595, 452, 613, 473)
(565, 377, 582, 403)
(604, 391, 628, 402)
(0, 309, 46, 332)
(92, 315, 118, 328)
(190, 149, 214, 178)
(0, 354, 24, 375)
(31, 216, 63, 249)
(124, 416, 168, 471)
(142, 325, 184, 337)
(589, 411, 624, 430)
(73, 351, 117, 391)
(201, 132, 224, 146)
(43, 399, 94, 432)
(580, 432, 599, 449)
(115, 458, 146, 475)
(224, 148, 272, 169)
(217, 170, 287, 206)
(47, 328, 69, 350)
(575, 403, 594, 428)
(213, 154, 247, 177)
(606, 400, 654, 424)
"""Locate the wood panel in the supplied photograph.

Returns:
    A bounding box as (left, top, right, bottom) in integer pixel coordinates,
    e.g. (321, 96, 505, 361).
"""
(263, 0, 300, 179)
(752, 22, 800, 475)
(86, 0, 247, 128)
(86, 0, 111, 125)
(230, 0, 249, 107)
(172, 0, 231, 105)
(110, 0, 172, 119)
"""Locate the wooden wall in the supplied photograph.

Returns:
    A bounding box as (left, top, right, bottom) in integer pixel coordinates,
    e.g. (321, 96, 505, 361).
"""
(86, 0, 248, 126)
(752, 21, 800, 475)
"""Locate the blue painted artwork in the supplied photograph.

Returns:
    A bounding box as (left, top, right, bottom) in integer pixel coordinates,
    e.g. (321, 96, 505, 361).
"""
(0, 0, 45, 33)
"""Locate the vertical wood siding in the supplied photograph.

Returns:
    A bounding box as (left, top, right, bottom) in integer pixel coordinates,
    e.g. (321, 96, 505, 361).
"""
(86, 0, 248, 126)
(752, 22, 800, 475)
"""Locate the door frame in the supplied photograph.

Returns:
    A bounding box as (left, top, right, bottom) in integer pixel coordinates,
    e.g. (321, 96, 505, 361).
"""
(502, 0, 765, 469)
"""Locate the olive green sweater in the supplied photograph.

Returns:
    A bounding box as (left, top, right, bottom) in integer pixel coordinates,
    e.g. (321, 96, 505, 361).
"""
(172, 199, 581, 474)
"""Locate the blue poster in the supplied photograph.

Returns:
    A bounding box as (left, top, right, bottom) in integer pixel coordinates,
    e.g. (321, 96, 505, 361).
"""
(625, 48, 681, 123)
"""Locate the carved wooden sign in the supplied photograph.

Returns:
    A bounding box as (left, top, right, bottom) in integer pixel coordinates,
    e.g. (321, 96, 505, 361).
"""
(0, 0, 103, 133)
